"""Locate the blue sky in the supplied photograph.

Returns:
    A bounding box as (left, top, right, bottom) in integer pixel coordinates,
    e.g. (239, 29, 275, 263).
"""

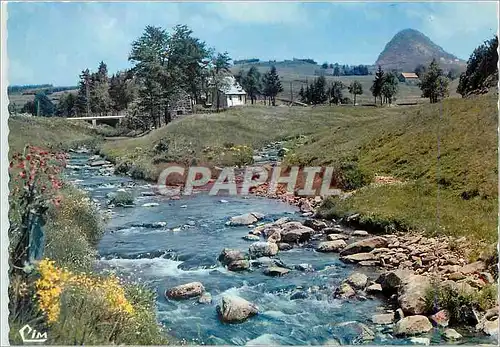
(7, 1, 498, 86)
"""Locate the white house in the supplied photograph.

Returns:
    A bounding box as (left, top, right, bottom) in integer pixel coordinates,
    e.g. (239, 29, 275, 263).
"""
(212, 75, 247, 108)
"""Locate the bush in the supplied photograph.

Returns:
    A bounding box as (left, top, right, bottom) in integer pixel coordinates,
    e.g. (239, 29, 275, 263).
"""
(108, 191, 134, 206)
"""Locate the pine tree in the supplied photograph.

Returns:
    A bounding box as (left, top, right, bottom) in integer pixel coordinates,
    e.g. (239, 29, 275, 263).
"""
(329, 81, 345, 105)
(75, 69, 91, 116)
(262, 66, 283, 106)
(241, 66, 261, 104)
(381, 72, 398, 104)
(370, 66, 384, 105)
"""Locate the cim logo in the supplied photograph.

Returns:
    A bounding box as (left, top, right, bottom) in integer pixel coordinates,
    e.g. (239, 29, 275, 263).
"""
(18, 324, 48, 344)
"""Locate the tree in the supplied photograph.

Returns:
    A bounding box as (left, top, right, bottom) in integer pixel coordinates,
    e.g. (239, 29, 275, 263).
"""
(75, 69, 91, 116)
(240, 66, 262, 104)
(109, 71, 136, 112)
(312, 76, 328, 104)
(129, 25, 169, 128)
(370, 66, 384, 105)
(210, 51, 232, 112)
(33, 93, 55, 116)
(321, 62, 328, 69)
(457, 35, 498, 97)
(348, 80, 363, 105)
(414, 64, 427, 78)
(329, 81, 345, 105)
(381, 72, 398, 104)
(333, 64, 340, 76)
(21, 101, 35, 115)
(419, 59, 449, 103)
(90, 61, 111, 116)
(56, 93, 77, 117)
(262, 65, 283, 106)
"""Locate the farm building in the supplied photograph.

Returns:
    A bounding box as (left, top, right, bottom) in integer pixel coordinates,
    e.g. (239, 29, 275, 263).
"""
(399, 72, 420, 84)
(211, 75, 247, 108)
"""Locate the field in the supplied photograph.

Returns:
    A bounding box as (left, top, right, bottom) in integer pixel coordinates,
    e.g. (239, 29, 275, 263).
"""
(232, 61, 462, 105)
(8, 89, 78, 113)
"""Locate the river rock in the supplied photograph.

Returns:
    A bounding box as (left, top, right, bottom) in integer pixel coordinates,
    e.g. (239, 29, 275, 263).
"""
(376, 269, 413, 294)
(327, 234, 349, 241)
(266, 229, 282, 243)
(393, 315, 433, 336)
(217, 296, 258, 323)
(352, 230, 369, 236)
(430, 309, 450, 327)
(366, 283, 383, 294)
(280, 223, 313, 243)
(198, 292, 212, 304)
(278, 242, 293, 251)
(484, 306, 499, 321)
(346, 272, 368, 289)
(218, 248, 246, 266)
(460, 261, 487, 274)
(263, 266, 290, 277)
(398, 275, 431, 315)
(166, 282, 204, 299)
(303, 219, 328, 231)
(334, 283, 356, 299)
(251, 257, 285, 268)
(443, 328, 462, 340)
(242, 234, 260, 241)
(335, 321, 375, 341)
(89, 160, 107, 167)
(295, 263, 314, 272)
(299, 200, 312, 212)
(324, 227, 344, 234)
(478, 318, 499, 336)
(227, 260, 250, 271)
(290, 291, 309, 300)
(249, 242, 278, 258)
(409, 337, 430, 345)
(340, 252, 377, 264)
(316, 240, 347, 253)
(371, 312, 394, 325)
(229, 212, 265, 226)
(340, 237, 388, 257)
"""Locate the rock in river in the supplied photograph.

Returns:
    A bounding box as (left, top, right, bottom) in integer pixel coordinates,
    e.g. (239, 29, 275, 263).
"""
(227, 260, 250, 271)
(217, 295, 258, 323)
(345, 272, 368, 290)
(228, 212, 265, 226)
(249, 242, 278, 258)
(218, 248, 246, 266)
(263, 266, 290, 277)
(316, 240, 347, 253)
(242, 234, 260, 241)
(340, 252, 377, 264)
(166, 282, 205, 300)
(398, 275, 431, 315)
(340, 237, 388, 257)
(393, 315, 433, 336)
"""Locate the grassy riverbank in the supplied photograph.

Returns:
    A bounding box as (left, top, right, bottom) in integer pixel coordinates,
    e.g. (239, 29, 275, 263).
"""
(8, 116, 168, 344)
(100, 94, 498, 252)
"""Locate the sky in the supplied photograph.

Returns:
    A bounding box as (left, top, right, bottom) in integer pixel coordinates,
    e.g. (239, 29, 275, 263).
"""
(6, 1, 499, 86)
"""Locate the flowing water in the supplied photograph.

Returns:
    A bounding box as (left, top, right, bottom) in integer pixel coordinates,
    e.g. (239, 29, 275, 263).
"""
(63, 151, 496, 346)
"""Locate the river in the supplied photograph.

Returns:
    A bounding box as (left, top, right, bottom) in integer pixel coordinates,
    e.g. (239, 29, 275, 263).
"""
(63, 151, 495, 346)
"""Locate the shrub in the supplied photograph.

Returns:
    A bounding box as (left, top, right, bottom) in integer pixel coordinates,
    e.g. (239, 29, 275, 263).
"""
(108, 191, 134, 206)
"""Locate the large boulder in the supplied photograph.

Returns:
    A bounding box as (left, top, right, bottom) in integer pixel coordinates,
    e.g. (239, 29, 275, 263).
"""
(371, 312, 395, 325)
(340, 252, 377, 264)
(460, 261, 487, 274)
(429, 310, 450, 327)
(228, 212, 264, 226)
(375, 269, 413, 294)
(393, 315, 433, 336)
(166, 282, 204, 299)
(249, 242, 278, 258)
(218, 248, 246, 266)
(334, 283, 356, 299)
(339, 237, 388, 257)
(263, 266, 290, 277)
(303, 219, 328, 231)
(316, 240, 347, 253)
(280, 223, 314, 243)
(227, 260, 250, 271)
(217, 296, 258, 323)
(346, 272, 368, 290)
(398, 275, 431, 315)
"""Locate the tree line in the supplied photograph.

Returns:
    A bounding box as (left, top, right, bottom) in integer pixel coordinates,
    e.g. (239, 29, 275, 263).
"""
(320, 63, 370, 76)
(235, 65, 283, 106)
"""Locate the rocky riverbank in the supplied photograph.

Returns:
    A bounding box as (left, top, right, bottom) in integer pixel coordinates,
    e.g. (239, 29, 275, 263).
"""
(165, 210, 498, 341)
